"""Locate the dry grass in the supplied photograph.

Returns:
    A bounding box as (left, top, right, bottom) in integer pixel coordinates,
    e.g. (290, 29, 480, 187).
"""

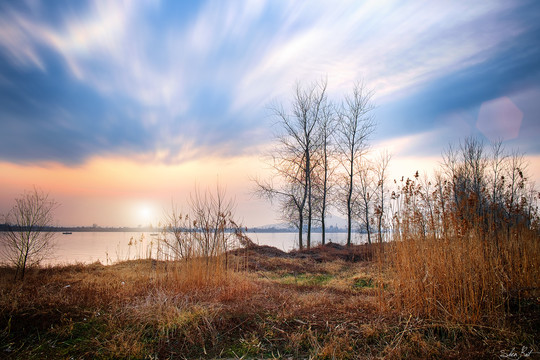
(389, 228, 540, 325)
(0, 258, 257, 359)
(0, 256, 376, 359)
(380, 138, 540, 334)
(1, 245, 537, 359)
(386, 167, 540, 328)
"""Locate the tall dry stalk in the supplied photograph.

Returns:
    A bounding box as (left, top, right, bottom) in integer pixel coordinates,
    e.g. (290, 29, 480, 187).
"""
(158, 185, 247, 288)
(388, 139, 539, 324)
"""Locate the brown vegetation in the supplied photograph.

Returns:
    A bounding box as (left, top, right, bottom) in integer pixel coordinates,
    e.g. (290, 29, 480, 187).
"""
(387, 139, 540, 327)
(1, 239, 538, 359)
(1, 137, 539, 359)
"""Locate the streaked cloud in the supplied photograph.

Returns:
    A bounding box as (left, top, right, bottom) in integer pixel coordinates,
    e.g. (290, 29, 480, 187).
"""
(0, 0, 539, 166)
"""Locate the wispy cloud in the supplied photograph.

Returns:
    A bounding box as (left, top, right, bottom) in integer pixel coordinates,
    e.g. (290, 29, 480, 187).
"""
(0, 0, 539, 165)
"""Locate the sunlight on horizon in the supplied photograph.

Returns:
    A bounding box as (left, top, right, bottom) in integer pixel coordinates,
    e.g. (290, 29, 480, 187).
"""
(0, 154, 274, 228)
(135, 204, 157, 228)
(1, 148, 538, 228)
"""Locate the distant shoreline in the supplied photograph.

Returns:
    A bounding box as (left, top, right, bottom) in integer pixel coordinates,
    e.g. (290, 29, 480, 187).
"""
(0, 224, 367, 234)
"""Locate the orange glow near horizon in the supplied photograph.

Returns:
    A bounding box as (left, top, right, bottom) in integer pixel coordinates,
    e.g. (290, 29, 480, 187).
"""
(0, 155, 274, 228)
(1, 152, 539, 228)
(1, 157, 251, 196)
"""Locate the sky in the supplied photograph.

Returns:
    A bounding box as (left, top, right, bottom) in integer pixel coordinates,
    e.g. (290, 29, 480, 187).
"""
(1, 0, 539, 228)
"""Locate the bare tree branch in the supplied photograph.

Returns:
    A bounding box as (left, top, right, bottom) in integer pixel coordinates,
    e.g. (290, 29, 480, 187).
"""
(1, 187, 58, 280)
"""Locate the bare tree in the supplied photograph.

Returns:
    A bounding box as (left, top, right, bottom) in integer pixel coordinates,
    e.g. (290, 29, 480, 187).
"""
(160, 203, 194, 262)
(255, 159, 308, 248)
(488, 140, 507, 209)
(460, 137, 488, 220)
(334, 81, 375, 246)
(504, 150, 529, 238)
(524, 181, 539, 229)
(505, 150, 527, 216)
(1, 187, 58, 280)
(356, 158, 374, 244)
(305, 81, 329, 248)
(432, 170, 453, 238)
(487, 140, 508, 244)
(441, 143, 461, 214)
(374, 151, 391, 244)
(440, 138, 537, 240)
(190, 185, 240, 262)
(160, 185, 245, 270)
(418, 172, 437, 240)
(441, 137, 489, 237)
(312, 92, 336, 245)
(255, 79, 328, 249)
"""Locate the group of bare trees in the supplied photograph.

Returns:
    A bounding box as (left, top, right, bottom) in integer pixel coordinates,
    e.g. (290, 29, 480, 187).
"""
(256, 79, 391, 249)
(442, 137, 538, 238)
(391, 137, 539, 241)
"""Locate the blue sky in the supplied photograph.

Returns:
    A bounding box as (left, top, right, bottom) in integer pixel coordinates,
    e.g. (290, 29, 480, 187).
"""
(1, 0, 540, 226)
(1, 0, 539, 164)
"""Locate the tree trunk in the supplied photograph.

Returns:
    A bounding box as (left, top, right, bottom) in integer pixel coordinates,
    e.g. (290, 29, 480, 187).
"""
(321, 180, 327, 245)
(365, 207, 371, 245)
(307, 207, 312, 248)
(321, 142, 328, 245)
(298, 215, 304, 250)
(307, 175, 312, 249)
(378, 183, 384, 244)
(347, 169, 353, 246)
(321, 215, 326, 245)
(306, 146, 312, 249)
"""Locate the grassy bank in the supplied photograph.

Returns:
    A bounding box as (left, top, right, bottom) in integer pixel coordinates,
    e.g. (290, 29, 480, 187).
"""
(1, 242, 538, 359)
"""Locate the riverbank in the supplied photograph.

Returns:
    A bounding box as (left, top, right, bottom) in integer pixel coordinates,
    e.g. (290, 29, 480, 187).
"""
(1, 243, 538, 359)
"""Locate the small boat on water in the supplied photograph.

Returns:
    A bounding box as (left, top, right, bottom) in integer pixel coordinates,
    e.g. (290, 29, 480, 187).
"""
(62, 232, 72, 235)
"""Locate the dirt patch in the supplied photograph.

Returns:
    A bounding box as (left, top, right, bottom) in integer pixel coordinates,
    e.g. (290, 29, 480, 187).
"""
(241, 244, 291, 258)
(229, 241, 379, 273)
(291, 242, 376, 262)
(230, 241, 377, 262)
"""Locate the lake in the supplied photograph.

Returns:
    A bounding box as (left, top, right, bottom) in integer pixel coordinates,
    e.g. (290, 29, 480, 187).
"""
(1, 231, 369, 265)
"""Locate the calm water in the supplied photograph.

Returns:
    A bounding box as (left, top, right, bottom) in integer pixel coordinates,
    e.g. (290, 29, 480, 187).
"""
(2, 231, 368, 265)
(249, 231, 366, 251)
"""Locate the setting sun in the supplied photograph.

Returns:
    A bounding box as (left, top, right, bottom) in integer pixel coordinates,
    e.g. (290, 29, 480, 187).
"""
(135, 203, 158, 227)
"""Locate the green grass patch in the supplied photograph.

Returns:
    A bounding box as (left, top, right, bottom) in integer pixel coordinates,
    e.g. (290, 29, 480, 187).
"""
(224, 334, 265, 358)
(278, 273, 334, 286)
(352, 277, 374, 289)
